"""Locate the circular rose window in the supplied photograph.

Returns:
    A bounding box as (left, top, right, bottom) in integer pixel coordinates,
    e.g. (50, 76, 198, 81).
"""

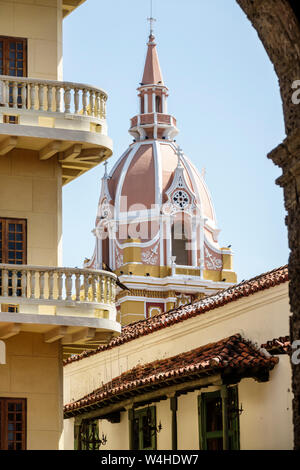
(172, 190, 190, 209)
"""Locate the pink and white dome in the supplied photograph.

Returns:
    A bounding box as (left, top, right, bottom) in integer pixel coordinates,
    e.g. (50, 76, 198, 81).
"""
(87, 33, 227, 276)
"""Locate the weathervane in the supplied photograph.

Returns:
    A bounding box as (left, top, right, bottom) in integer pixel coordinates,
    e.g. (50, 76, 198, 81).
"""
(147, 0, 156, 36)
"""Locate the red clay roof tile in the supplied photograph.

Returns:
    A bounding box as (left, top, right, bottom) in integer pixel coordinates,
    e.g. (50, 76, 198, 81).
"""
(64, 334, 279, 416)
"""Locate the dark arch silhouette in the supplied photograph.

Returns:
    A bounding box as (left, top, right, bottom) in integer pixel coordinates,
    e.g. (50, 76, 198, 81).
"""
(236, 0, 300, 449)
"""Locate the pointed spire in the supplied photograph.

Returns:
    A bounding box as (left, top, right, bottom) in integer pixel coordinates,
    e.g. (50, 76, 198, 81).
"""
(141, 34, 164, 86)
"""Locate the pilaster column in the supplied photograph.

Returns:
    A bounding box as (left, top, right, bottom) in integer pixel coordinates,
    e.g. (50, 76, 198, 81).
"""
(127, 405, 135, 450)
(220, 385, 229, 450)
(144, 92, 148, 114)
(268, 128, 300, 450)
(162, 92, 168, 114)
(199, 217, 206, 279)
(169, 395, 178, 450)
(166, 216, 172, 267)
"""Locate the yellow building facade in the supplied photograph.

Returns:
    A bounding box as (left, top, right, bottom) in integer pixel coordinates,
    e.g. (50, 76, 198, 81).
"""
(0, 0, 120, 450)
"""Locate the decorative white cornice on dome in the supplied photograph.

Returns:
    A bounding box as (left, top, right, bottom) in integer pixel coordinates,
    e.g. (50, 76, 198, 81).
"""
(162, 145, 198, 216)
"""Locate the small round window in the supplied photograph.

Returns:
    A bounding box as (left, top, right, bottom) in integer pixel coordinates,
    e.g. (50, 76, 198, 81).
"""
(172, 190, 190, 209)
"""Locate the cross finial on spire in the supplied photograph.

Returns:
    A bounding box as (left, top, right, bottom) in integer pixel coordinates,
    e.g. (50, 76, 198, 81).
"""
(147, 0, 156, 37)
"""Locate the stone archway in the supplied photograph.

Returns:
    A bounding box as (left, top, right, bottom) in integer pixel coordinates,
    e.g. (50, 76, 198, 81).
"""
(236, 0, 300, 449)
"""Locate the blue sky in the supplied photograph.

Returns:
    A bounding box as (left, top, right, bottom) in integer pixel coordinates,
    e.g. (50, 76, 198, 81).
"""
(62, 0, 288, 282)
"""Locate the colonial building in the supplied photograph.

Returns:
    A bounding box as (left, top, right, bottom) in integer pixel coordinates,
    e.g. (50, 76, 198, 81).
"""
(85, 31, 237, 326)
(63, 265, 293, 450)
(63, 28, 293, 451)
(0, 0, 120, 450)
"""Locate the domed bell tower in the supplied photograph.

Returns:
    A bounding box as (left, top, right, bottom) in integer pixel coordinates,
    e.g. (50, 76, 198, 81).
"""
(86, 29, 237, 326)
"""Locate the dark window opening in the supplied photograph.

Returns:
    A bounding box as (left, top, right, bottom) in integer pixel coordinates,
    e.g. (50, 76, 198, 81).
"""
(0, 36, 27, 108)
(131, 406, 157, 450)
(198, 387, 240, 451)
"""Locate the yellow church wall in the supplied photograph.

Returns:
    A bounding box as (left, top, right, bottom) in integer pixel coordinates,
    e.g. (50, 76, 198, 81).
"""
(119, 300, 145, 325)
(99, 412, 129, 451)
(221, 271, 238, 283)
(222, 249, 233, 270)
(203, 269, 221, 281)
(0, 148, 62, 266)
(0, 0, 63, 80)
(175, 267, 200, 276)
(123, 241, 141, 264)
(0, 332, 63, 450)
(116, 264, 162, 277)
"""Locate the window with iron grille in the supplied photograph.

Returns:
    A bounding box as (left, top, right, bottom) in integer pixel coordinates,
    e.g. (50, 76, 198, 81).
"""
(132, 406, 157, 450)
(75, 420, 101, 451)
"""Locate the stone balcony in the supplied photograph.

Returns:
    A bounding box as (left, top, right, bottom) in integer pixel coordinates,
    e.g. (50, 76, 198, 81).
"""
(0, 75, 113, 184)
(0, 264, 121, 358)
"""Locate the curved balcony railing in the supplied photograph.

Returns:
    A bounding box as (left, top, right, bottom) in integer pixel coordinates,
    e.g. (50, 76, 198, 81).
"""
(0, 264, 117, 318)
(0, 75, 107, 119)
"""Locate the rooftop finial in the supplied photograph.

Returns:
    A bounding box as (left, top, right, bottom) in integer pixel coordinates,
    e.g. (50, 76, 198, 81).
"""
(147, 0, 156, 38)
(176, 146, 184, 168)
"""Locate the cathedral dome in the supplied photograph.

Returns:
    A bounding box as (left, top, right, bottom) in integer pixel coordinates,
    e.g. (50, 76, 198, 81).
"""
(107, 140, 217, 230)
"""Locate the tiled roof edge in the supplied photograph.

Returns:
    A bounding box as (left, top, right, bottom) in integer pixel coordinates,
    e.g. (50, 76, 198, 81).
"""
(64, 334, 279, 415)
(261, 336, 291, 354)
(63, 265, 288, 366)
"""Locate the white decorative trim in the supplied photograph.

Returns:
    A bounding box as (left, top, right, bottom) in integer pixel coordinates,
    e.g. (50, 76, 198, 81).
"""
(204, 234, 229, 255)
(0, 340, 6, 365)
(141, 240, 159, 265)
(115, 143, 142, 216)
(204, 246, 222, 270)
(118, 275, 233, 290)
(115, 231, 160, 249)
(154, 141, 162, 207)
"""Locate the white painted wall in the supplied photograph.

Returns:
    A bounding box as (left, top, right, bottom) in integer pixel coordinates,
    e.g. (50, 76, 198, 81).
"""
(63, 283, 293, 450)
(177, 391, 200, 450)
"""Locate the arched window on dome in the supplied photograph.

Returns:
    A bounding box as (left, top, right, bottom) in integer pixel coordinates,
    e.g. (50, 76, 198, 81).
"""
(171, 221, 189, 266)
